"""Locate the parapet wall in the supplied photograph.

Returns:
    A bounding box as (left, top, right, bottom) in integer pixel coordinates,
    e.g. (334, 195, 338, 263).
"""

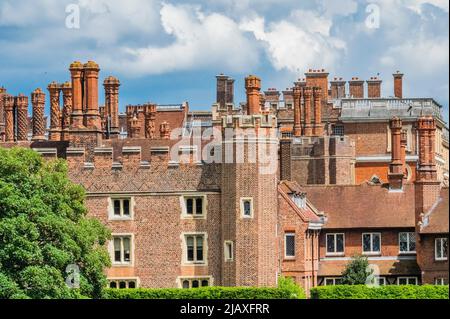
(34, 145, 221, 194)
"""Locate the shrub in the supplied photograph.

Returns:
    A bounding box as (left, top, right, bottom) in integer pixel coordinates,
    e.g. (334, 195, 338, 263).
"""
(103, 278, 305, 299)
(310, 285, 449, 299)
(341, 255, 372, 285)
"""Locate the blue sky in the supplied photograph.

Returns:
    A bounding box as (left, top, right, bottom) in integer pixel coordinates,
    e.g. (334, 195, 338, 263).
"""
(0, 0, 448, 122)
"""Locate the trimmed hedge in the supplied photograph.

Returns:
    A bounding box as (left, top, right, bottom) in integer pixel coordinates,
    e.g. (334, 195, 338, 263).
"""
(310, 285, 449, 299)
(103, 286, 304, 299)
(103, 276, 305, 299)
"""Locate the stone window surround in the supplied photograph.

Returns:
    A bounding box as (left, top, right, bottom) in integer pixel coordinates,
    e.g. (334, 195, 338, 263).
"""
(108, 277, 139, 289)
(326, 233, 345, 256)
(180, 232, 208, 266)
(177, 276, 213, 288)
(362, 232, 382, 255)
(108, 196, 135, 220)
(109, 233, 135, 267)
(224, 240, 234, 262)
(240, 197, 254, 219)
(398, 232, 416, 254)
(180, 194, 208, 219)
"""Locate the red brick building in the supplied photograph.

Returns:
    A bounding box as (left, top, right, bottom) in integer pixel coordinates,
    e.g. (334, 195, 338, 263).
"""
(0, 61, 448, 292)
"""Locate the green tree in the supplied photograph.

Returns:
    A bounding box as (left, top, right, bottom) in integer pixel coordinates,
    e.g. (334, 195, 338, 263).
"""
(341, 255, 373, 285)
(0, 147, 111, 299)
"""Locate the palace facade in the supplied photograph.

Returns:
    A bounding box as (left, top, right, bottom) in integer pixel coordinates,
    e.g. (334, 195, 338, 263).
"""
(0, 61, 448, 292)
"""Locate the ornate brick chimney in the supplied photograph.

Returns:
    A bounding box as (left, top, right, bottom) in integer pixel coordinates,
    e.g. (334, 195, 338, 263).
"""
(367, 77, 382, 98)
(0, 87, 5, 141)
(349, 77, 364, 98)
(129, 114, 141, 138)
(61, 82, 72, 141)
(393, 71, 403, 99)
(245, 75, 261, 115)
(48, 81, 61, 141)
(305, 69, 329, 101)
(330, 77, 346, 99)
(400, 130, 407, 178)
(103, 76, 120, 138)
(69, 61, 84, 128)
(313, 87, 323, 136)
(216, 74, 228, 109)
(293, 85, 302, 137)
(31, 88, 46, 141)
(83, 61, 101, 130)
(226, 78, 234, 104)
(416, 116, 437, 181)
(3, 94, 15, 142)
(303, 87, 313, 136)
(15, 94, 29, 142)
(160, 121, 170, 139)
(144, 103, 156, 139)
(388, 117, 404, 190)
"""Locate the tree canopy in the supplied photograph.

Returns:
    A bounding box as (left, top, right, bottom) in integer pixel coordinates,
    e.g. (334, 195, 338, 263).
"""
(341, 255, 373, 285)
(0, 147, 111, 299)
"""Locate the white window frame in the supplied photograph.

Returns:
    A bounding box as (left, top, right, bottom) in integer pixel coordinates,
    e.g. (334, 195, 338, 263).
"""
(180, 195, 207, 219)
(398, 232, 416, 254)
(110, 234, 134, 266)
(362, 232, 381, 255)
(108, 277, 139, 289)
(377, 277, 386, 286)
(434, 278, 446, 285)
(326, 233, 345, 256)
(324, 277, 342, 286)
(240, 197, 254, 219)
(181, 232, 208, 266)
(284, 232, 296, 259)
(108, 197, 134, 220)
(224, 240, 234, 262)
(177, 276, 213, 289)
(397, 277, 418, 285)
(435, 237, 448, 261)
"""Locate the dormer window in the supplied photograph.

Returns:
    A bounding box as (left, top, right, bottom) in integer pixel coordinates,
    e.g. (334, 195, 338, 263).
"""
(369, 175, 382, 185)
(291, 193, 306, 209)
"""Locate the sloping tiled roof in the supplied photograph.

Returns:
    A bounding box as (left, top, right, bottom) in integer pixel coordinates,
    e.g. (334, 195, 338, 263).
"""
(318, 258, 421, 276)
(420, 187, 449, 234)
(301, 183, 416, 229)
(278, 180, 322, 223)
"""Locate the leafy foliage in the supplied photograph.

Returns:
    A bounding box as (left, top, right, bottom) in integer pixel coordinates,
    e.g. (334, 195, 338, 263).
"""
(341, 255, 372, 285)
(310, 285, 449, 299)
(0, 147, 111, 299)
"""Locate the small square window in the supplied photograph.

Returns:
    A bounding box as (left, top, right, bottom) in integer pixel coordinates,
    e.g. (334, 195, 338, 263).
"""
(435, 237, 448, 261)
(362, 233, 381, 254)
(399, 232, 416, 253)
(110, 198, 133, 219)
(108, 279, 137, 289)
(326, 233, 345, 255)
(180, 278, 211, 289)
(397, 277, 417, 285)
(241, 198, 253, 218)
(182, 196, 206, 218)
(224, 241, 234, 262)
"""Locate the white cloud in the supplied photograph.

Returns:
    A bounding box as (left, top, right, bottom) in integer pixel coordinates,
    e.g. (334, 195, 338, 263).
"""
(239, 11, 346, 74)
(106, 3, 258, 75)
(380, 36, 449, 75)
